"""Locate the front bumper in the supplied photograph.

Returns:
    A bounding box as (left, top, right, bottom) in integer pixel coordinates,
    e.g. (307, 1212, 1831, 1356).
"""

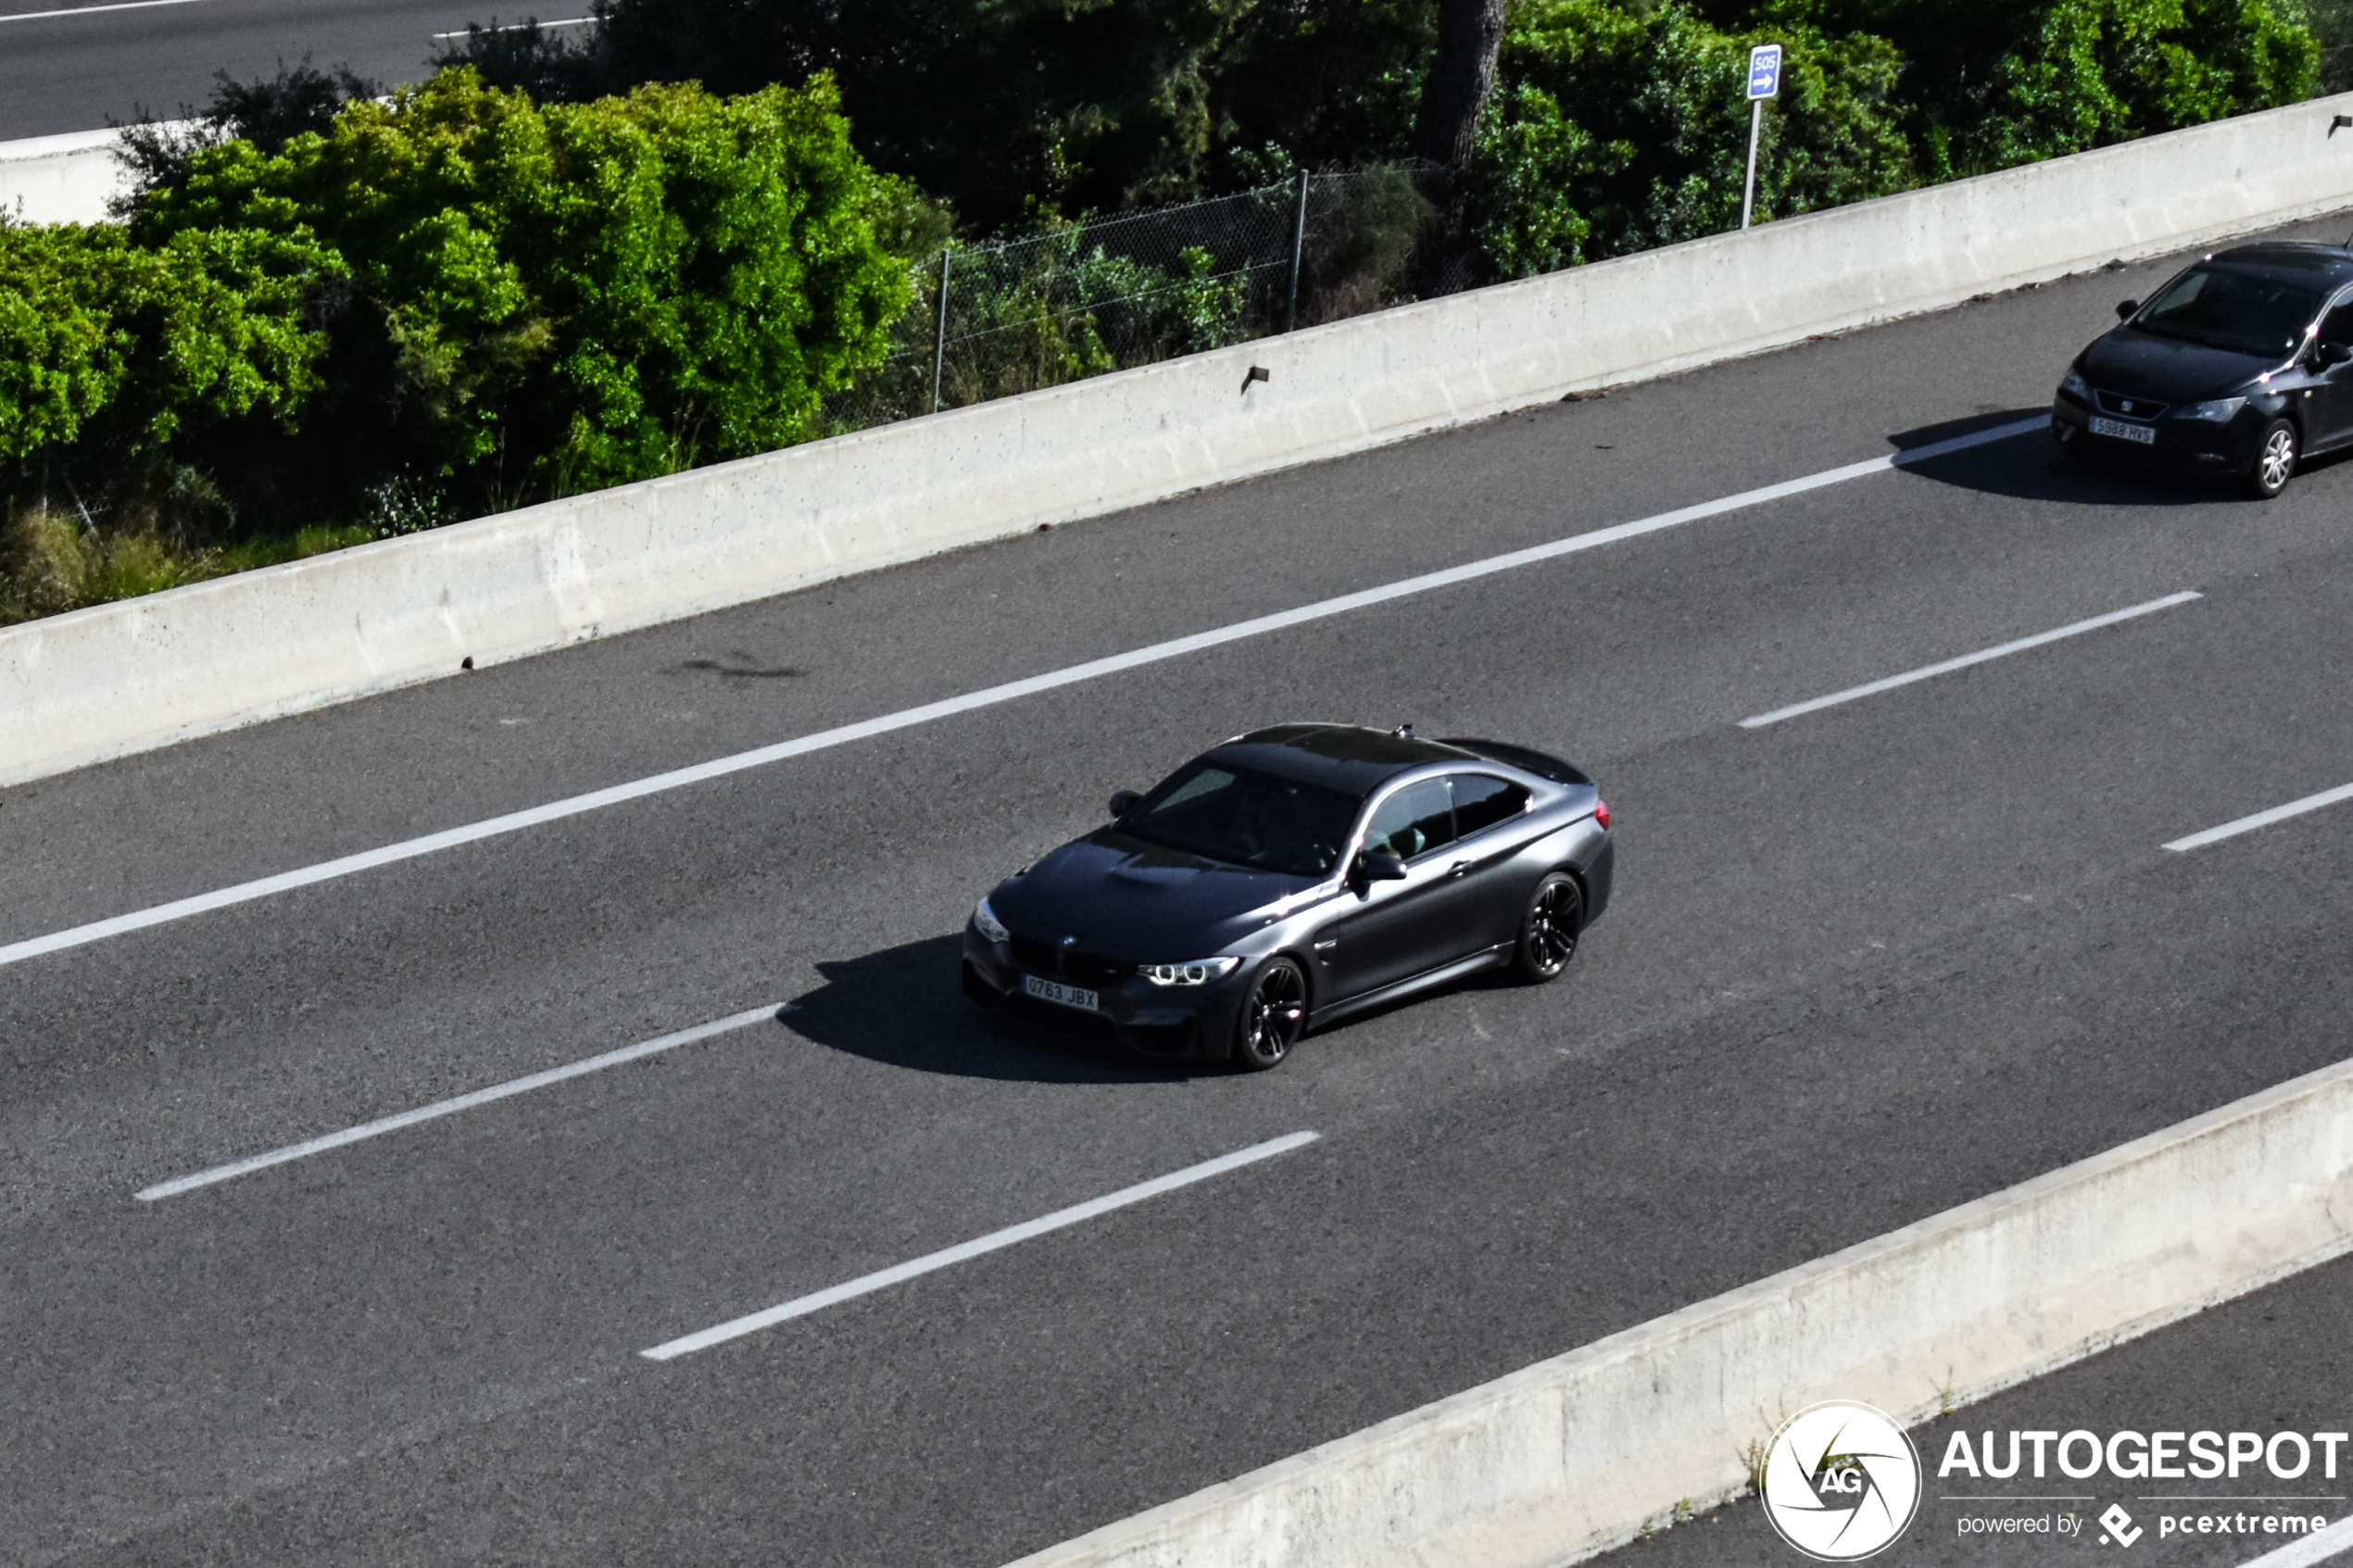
(2048, 395, 2268, 473)
(962, 922, 1252, 1060)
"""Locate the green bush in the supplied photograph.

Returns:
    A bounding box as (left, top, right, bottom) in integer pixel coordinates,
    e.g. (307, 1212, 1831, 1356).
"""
(1726, 0, 2320, 176)
(0, 220, 333, 464)
(1469, 0, 1915, 275)
(131, 68, 913, 508)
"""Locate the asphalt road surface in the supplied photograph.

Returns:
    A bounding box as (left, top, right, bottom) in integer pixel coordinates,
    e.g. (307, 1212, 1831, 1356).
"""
(0, 0, 534, 141)
(7, 214, 2353, 1568)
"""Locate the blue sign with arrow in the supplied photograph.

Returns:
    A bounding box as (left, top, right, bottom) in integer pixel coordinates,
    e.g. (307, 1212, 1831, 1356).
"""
(1747, 43, 1782, 100)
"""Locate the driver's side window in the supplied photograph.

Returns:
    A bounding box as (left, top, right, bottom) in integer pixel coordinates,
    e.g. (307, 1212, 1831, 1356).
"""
(2322, 295, 2353, 358)
(1362, 778, 1455, 862)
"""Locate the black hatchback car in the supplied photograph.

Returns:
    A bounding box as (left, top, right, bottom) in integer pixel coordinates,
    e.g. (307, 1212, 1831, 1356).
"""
(2050, 242, 2353, 497)
(962, 724, 1614, 1071)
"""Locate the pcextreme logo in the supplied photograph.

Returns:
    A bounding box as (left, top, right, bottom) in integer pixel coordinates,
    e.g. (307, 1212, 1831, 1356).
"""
(1761, 1401, 1925, 1561)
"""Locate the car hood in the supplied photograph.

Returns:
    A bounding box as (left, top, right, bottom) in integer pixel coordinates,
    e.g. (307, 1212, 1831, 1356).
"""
(2080, 330, 2277, 403)
(989, 829, 1319, 960)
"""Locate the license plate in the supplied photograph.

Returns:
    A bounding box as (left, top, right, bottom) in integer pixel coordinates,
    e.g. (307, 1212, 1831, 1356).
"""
(1022, 973, 1100, 1011)
(2090, 416, 2156, 445)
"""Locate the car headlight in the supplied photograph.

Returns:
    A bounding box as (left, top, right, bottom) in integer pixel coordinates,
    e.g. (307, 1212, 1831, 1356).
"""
(1141, 956, 1243, 986)
(973, 897, 1010, 944)
(2059, 369, 2091, 401)
(2176, 396, 2246, 421)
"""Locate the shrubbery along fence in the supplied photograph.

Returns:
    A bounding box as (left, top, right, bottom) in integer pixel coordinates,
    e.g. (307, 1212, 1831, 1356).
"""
(826, 166, 1446, 431)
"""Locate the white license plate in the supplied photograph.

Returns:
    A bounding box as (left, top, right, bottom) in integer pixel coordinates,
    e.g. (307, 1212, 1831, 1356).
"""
(2090, 416, 2156, 445)
(1022, 973, 1100, 1011)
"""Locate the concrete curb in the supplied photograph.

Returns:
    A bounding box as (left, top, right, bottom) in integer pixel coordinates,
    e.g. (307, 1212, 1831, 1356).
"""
(1000, 1057, 2353, 1568)
(8, 94, 2353, 786)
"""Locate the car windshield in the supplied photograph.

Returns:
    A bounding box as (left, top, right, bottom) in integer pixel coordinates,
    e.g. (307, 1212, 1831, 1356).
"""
(1120, 762, 1361, 876)
(2133, 267, 2322, 357)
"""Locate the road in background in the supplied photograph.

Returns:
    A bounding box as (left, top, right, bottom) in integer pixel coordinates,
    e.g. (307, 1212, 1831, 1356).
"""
(0, 0, 520, 140)
(6, 218, 2353, 1567)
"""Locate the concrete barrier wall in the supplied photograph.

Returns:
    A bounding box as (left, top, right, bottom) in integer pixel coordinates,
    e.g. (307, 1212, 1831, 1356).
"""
(9, 94, 2353, 785)
(1002, 1057, 2353, 1568)
(0, 127, 139, 225)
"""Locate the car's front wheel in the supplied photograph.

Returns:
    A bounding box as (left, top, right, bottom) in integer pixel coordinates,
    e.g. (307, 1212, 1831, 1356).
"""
(2250, 419, 2297, 499)
(1232, 957, 1308, 1071)
(1512, 872, 1584, 983)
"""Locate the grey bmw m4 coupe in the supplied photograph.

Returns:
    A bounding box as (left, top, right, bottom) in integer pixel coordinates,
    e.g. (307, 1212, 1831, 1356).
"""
(962, 723, 1614, 1070)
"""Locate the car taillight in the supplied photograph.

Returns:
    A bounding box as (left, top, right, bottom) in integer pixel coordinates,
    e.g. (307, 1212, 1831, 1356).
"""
(1594, 799, 1611, 830)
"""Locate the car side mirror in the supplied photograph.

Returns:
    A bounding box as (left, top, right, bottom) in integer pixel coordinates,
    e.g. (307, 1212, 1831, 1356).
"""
(2322, 341, 2352, 369)
(1353, 850, 1408, 885)
(2115, 299, 2139, 321)
(1108, 789, 1141, 820)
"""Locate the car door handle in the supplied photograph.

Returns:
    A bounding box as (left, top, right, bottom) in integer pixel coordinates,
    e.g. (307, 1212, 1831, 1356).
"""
(1448, 860, 1469, 879)
(1314, 938, 1338, 953)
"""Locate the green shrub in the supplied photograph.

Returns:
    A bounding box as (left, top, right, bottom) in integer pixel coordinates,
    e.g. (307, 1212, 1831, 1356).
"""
(1469, 0, 1915, 275)
(1730, 0, 2321, 176)
(131, 67, 914, 508)
(0, 220, 333, 464)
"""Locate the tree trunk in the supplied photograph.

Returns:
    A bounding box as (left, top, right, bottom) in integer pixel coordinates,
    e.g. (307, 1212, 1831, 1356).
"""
(1413, 0, 1507, 170)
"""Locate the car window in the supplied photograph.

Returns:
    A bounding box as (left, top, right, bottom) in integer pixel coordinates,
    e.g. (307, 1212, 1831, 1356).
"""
(2133, 267, 2322, 358)
(2322, 296, 2353, 348)
(1362, 778, 1455, 861)
(1450, 774, 1530, 837)
(1121, 763, 1360, 877)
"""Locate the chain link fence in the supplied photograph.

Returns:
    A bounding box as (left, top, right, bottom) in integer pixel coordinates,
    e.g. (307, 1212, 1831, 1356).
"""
(824, 164, 1454, 433)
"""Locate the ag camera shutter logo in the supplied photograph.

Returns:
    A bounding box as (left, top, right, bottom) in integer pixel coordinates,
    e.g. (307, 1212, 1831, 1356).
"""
(1761, 1400, 1922, 1560)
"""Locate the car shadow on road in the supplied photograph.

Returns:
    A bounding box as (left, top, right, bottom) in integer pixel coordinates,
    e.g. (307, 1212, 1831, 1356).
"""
(776, 934, 1211, 1085)
(1886, 407, 2283, 508)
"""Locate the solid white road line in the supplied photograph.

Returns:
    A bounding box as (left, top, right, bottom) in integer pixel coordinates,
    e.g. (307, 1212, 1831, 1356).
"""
(0, 416, 2045, 974)
(640, 1130, 1323, 1360)
(135, 1004, 778, 1200)
(1738, 590, 2203, 728)
(2165, 783, 2353, 852)
(2233, 1515, 2353, 1567)
(2, 0, 209, 21)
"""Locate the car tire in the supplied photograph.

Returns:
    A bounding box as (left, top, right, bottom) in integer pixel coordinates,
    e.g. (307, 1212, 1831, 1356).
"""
(1512, 872, 1584, 984)
(1232, 957, 1308, 1071)
(2249, 419, 2297, 499)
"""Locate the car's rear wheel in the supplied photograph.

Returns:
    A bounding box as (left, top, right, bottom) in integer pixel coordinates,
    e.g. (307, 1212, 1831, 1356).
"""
(1512, 872, 1583, 983)
(1232, 958, 1307, 1071)
(2250, 419, 2297, 499)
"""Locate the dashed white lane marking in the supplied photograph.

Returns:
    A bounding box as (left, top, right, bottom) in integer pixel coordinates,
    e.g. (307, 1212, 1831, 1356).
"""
(2164, 783, 2353, 853)
(0, 416, 2045, 974)
(1739, 591, 2202, 728)
(2231, 1514, 2353, 1566)
(135, 1005, 779, 1200)
(640, 1130, 1323, 1360)
(430, 15, 589, 36)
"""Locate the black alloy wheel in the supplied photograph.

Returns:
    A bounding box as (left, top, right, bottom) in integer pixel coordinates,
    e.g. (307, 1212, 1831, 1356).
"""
(1233, 958, 1308, 1071)
(1513, 872, 1583, 983)
(2250, 419, 2297, 499)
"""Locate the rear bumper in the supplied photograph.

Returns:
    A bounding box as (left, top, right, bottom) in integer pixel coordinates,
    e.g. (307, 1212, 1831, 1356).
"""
(1579, 833, 1615, 927)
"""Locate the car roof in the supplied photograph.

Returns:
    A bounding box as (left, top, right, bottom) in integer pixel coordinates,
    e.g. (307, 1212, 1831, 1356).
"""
(1203, 723, 1483, 795)
(2203, 243, 2353, 291)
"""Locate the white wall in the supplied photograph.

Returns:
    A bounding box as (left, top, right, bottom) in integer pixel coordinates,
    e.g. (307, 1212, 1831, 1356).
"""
(9, 94, 2353, 785)
(0, 127, 139, 225)
(1002, 1057, 2353, 1568)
